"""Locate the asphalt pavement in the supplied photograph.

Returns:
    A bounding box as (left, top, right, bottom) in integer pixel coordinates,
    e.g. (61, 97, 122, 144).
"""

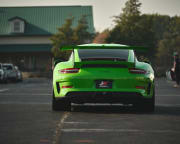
(0, 78, 180, 144)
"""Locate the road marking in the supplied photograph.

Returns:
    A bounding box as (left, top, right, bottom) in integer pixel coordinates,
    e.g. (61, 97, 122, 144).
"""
(0, 89, 9, 92)
(158, 95, 180, 97)
(0, 101, 179, 107)
(0, 93, 51, 96)
(61, 128, 180, 133)
(72, 103, 125, 106)
(64, 122, 89, 124)
(53, 112, 71, 144)
(1, 102, 179, 107)
(0, 102, 50, 105)
(156, 104, 180, 107)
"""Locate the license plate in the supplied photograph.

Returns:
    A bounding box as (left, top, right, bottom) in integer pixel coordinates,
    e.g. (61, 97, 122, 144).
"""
(96, 80, 113, 89)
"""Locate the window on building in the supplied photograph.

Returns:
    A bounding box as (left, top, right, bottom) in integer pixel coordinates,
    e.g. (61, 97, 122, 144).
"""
(9, 18, 25, 33)
(14, 21, 21, 32)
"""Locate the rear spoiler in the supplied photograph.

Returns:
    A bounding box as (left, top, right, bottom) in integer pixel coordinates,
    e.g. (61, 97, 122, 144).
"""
(74, 61, 135, 68)
(61, 44, 147, 52)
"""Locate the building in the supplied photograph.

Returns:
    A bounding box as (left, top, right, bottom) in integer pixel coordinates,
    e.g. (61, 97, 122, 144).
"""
(0, 6, 94, 71)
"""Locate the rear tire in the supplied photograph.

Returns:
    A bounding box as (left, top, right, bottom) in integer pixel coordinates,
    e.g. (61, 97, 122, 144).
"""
(52, 91, 71, 111)
(134, 89, 155, 112)
(143, 97, 155, 112)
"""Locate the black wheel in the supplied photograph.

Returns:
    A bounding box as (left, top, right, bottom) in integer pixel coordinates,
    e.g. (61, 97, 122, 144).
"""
(52, 91, 71, 111)
(143, 96, 155, 112)
(134, 89, 155, 112)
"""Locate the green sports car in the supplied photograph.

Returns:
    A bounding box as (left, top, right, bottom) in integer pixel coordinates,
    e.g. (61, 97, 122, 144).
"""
(52, 43, 155, 111)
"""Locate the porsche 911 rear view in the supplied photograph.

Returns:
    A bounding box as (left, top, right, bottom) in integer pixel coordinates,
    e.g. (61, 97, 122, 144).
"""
(52, 44, 155, 112)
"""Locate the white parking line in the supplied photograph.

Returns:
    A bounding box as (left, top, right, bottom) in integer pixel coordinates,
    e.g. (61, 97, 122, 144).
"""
(156, 104, 180, 107)
(158, 95, 180, 97)
(0, 102, 50, 105)
(61, 128, 180, 133)
(0, 89, 9, 92)
(53, 112, 71, 144)
(64, 122, 89, 124)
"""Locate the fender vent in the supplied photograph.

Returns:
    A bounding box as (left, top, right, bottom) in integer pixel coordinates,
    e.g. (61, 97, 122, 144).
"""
(147, 83, 151, 95)
(56, 82, 60, 93)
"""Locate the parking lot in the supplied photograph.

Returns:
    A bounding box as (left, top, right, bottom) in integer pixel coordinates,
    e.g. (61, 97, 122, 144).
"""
(0, 78, 180, 144)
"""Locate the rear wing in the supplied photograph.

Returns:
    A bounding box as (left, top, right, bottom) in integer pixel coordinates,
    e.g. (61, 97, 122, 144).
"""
(61, 44, 147, 52)
(74, 61, 135, 68)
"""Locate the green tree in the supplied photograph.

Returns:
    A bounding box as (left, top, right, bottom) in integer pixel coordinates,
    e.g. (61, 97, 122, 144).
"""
(104, 0, 180, 72)
(50, 16, 93, 60)
(156, 16, 180, 67)
(156, 33, 180, 69)
(50, 17, 75, 59)
(107, 0, 142, 44)
(74, 15, 93, 44)
(106, 0, 156, 60)
(123, 0, 141, 16)
(107, 0, 143, 45)
(113, 0, 141, 25)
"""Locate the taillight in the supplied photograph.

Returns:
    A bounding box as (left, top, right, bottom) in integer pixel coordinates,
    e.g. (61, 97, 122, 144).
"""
(59, 68, 80, 74)
(129, 68, 147, 74)
(135, 86, 145, 89)
(62, 86, 73, 88)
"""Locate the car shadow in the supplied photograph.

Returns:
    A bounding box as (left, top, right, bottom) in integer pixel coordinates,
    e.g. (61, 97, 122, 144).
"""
(71, 104, 148, 114)
(70, 104, 180, 116)
(154, 105, 180, 116)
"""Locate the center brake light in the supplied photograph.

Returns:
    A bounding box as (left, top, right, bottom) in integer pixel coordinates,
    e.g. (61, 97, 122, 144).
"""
(59, 68, 80, 74)
(129, 68, 147, 74)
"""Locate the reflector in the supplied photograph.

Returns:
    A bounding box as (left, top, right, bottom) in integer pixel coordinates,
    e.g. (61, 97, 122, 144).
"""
(62, 86, 73, 88)
(59, 68, 80, 74)
(129, 68, 146, 74)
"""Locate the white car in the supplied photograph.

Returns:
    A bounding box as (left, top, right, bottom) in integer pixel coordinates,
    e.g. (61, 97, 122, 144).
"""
(2, 63, 17, 81)
(0, 63, 7, 83)
(0, 64, 4, 82)
(14, 66, 23, 82)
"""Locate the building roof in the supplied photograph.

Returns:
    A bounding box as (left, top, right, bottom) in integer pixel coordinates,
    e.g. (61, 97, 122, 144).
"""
(0, 44, 52, 52)
(0, 6, 94, 36)
(8, 16, 26, 22)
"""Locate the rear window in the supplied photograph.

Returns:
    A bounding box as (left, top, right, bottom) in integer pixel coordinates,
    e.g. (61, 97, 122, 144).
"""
(3, 65, 13, 70)
(78, 49, 129, 61)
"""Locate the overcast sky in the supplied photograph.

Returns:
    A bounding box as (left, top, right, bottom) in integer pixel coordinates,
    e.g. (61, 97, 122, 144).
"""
(1, 0, 180, 31)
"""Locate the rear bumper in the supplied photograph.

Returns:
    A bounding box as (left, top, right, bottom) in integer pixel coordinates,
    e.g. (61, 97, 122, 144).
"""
(57, 91, 150, 104)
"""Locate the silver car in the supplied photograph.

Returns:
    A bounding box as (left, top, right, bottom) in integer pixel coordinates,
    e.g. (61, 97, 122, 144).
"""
(2, 63, 17, 81)
(0, 63, 7, 83)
